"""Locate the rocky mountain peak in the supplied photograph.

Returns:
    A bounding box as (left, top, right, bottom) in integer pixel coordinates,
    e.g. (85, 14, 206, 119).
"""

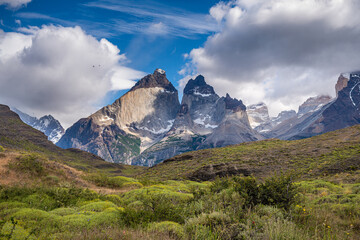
(247, 102, 270, 129)
(130, 68, 176, 92)
(183, 75, 215, 95)
(298, 95, 332, 116)
(335, 74, 349, 97)
(224, 93, 246, 112)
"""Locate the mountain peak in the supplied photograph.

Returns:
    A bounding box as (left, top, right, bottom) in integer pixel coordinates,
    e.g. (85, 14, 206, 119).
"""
(224, 93, 246, 111)
(154, 68, 166, 75)
(130, 68, 176, 92)
(183, 75, 215, 95)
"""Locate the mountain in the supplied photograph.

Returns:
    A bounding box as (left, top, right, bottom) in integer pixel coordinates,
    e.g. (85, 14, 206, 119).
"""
(57, 69, 181, 164)
(265, 95, 333, 139)
(132, 76, 262, 166)
(269, 73, 360, 140)
(247, 95, 334, 138)
(247, 103, 270, 128)
(58, 72, 261, 166)
(11, 108, 65, 143)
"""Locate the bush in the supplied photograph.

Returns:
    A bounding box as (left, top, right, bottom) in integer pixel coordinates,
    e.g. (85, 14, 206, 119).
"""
(148, 221, 185, 239)
(0, 145, 4, 152)
(7, 154, 45, 176)
(79, 201, 118, 212)
(259, 174, 297, 210)
(233, 176, 260, 207)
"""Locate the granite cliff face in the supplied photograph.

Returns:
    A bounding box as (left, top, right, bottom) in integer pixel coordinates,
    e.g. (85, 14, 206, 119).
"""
(57, 69, 180, 164)
(132, 76, 262, 166)
(12, 108, 65, 143)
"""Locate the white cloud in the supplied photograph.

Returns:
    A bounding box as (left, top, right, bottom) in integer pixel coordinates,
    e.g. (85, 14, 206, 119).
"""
(0, 25, 144, 127)
(184, 0, 360, 116)
(0, 0, 31, 9)
(85, 0, 219, 38)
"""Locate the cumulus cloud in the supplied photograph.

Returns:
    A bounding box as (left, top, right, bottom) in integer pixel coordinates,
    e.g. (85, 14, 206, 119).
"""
(0, 0, 31, 9)
(0, 25, 144, 127)
(184, 0, 360, 116)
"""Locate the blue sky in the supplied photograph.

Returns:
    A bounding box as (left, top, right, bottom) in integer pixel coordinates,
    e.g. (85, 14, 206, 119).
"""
(0, 0, 219, 90)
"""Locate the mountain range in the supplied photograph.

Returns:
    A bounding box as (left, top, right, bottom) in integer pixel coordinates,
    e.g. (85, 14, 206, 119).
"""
(57, 69, 261, 166)
(11, 70, 360, 166)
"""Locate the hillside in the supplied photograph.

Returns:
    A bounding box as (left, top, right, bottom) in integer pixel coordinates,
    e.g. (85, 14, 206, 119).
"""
(0, 104, 144, 177)
(142, 124, 360, 181)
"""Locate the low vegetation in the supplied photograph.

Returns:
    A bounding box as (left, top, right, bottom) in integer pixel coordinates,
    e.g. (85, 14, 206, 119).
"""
(0, 171, 359, 239)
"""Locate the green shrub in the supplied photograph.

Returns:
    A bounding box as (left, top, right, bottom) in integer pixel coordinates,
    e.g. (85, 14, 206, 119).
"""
(50, 207, 76, 216)
(7, 154, 45, 176)
(85, 174, 142, 189)
(148, 221, 185, 240)
(259, 174, 297, 210)
(1, 219, 36, 240)
(23, 193, 57, 211)
(185, 212, 230, 240)
(79, 201, 118, 212)
(233, 176, 260, 207)
(0, 145, 4, 152)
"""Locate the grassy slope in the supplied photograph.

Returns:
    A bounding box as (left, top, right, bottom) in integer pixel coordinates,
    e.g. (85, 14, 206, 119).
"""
(142, 124, 360, 181)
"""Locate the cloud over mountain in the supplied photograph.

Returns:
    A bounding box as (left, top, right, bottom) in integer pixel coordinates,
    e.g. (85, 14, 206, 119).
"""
(184, 0, 360, 115)
(0, 25, 144, 127)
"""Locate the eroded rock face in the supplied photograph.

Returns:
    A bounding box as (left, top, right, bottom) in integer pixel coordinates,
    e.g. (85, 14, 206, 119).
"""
(132, 77, 262, 166)
(335, 74, 349, 97)
(247, 103, 270, 129)
(57, 69, 180, 163)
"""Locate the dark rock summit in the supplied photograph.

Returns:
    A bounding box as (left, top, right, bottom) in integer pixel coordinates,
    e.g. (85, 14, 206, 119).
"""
(224, 93, 246, 112)
(130, 69, 177, 92)
(183, 75, 215, 95)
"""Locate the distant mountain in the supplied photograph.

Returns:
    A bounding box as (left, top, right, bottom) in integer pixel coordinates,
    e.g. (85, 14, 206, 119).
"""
(281, 73, 360, 139)
(58, 71, 262, 166)
(11, 108, 64, 143)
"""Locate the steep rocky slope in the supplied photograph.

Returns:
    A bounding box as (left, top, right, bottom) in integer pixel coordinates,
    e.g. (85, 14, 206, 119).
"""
(275, 73, 360, 139)
(12, 108, 65, 143)
(57, 69, 180, 164)
(132, 76, 262, 166)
